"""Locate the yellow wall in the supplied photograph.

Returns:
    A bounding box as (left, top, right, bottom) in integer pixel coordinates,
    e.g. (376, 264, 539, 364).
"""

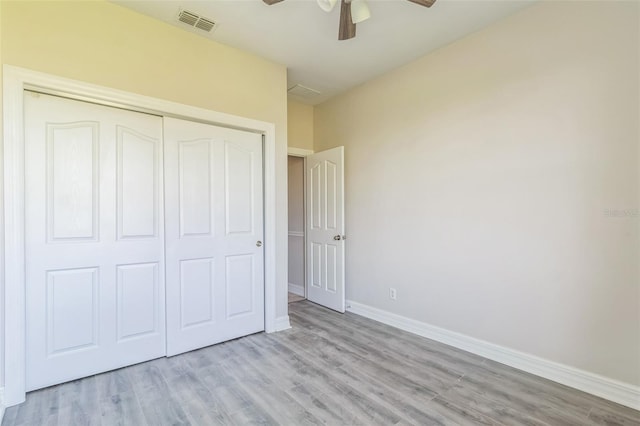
(0, 0, 289, 386)
(287, 99, 314, 150)
(315, 1, 640, 386)
(1, 1, 287, 126)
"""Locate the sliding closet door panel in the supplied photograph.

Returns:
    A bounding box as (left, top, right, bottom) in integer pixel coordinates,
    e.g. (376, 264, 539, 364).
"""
(24, 92, 165, 391)
(164, 117, 264, 356)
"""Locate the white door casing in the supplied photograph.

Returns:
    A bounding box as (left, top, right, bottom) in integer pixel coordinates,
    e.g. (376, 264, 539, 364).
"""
(164, 117, 265, 356)
(3, 65, 280, 407)
(305, 147, 345, 313)
(24, 92, 166, 390)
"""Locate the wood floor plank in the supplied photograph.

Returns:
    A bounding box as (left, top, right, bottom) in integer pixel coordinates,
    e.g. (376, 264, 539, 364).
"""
(289, 309, 463, 395)
(240, 335, 376, 425)
(194, 355, 282, 424)
(126, 362, 190, 425)
(98, 391, 147, 426)
(457, 372, 597, 425)
(125, 362, 169, 394)
(263, 336, 409, 423)
(588, 405, 640, 426)
(10, 386, 55, 426)
(1, 407, 17, 426)
(132, 392, 190, 426)
(149, 354, 191, 384)
(232, 338, 356, 424)
(96, 367, 134, 400)
(3, 300, 639, 426)
(479, 359, 599, 418)
(439, 383, 550, 426)
(224, 354, 323, 425)
(264, 329, 441, 424)
(425, 395, 502, 425)
(55, 376, 100, 426)
(298, 301, 487, 366)
(159, 370, 230, 424)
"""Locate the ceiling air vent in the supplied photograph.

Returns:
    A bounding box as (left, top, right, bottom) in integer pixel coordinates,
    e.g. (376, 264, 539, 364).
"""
(177, 9, 217, 33)
(195, 17, 216, 32)
(287, 84, 321, 99)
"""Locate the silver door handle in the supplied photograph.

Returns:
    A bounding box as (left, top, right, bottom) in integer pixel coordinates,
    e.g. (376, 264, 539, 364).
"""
(256, 241, 262, 247)
(333, 235, 346, 241)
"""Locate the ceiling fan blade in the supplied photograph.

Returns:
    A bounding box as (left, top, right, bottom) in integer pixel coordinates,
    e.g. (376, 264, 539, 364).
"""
(407, 0, 436, 7)
(263, 0, 285, 5)
(338, 0, 356, 40)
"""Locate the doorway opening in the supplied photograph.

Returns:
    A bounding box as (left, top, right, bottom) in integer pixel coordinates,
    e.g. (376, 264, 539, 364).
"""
(288, 155, 306, 303)
(286, 146, 345, 312)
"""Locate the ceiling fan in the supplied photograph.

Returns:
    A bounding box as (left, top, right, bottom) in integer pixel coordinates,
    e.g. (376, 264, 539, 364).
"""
(263, 0, 436, 41)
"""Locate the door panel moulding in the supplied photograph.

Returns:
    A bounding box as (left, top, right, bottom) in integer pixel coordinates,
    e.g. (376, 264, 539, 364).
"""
(305, 147, 345, 313)
(2, 65, 279, 407)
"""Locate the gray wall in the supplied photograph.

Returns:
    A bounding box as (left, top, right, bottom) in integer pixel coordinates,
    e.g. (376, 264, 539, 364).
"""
(314, 1, 640, 386)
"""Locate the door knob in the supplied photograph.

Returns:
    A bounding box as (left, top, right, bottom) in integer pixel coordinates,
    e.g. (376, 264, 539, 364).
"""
(333, 235, 342, 241)
(256, 241, 262, 247)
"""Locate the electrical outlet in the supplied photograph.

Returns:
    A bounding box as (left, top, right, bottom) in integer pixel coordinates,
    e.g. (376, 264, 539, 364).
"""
(389, 288, 397, 300)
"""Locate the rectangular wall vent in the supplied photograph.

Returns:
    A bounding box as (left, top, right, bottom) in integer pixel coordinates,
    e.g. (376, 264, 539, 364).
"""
(177, 9, 217, 33)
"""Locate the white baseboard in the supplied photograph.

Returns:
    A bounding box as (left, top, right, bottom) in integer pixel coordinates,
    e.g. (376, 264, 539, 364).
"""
(0, 387, 5, 424)
(288, 283, 305, 297)
(346, 300, 640, 411)
(272, 315, 291, 332)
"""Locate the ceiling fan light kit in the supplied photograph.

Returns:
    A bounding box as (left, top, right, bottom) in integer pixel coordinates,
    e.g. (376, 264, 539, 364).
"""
(317, 0, 339, 12)
(350, 0, 371, 24)
(264, 0, 436, 40)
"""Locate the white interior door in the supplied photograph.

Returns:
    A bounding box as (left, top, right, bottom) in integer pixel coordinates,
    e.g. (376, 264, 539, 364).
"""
(164, 117, 265, 356)
(24, 92, 165, 391)
(306, 147, 345, 313)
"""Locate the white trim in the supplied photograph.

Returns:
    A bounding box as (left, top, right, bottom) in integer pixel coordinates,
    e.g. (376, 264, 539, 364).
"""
(288, 231, 304, 238)
(287, 147, 313, 157)
(3, 66, 27, 407)
(2, 65, 279, 407)
(288, 283, 305, 297)
(273, 316, 292, 332)
(346, 300, 640, 411)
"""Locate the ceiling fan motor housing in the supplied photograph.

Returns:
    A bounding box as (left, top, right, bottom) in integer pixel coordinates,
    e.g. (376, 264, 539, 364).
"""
(263, 0, 436, 40)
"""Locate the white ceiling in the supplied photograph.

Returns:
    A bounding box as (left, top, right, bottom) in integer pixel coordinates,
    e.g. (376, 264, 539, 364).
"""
(114, 0, 536, 105)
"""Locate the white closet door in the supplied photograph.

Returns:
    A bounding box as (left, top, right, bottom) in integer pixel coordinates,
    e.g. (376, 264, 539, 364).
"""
(164, 117, 264, 356)
(24, 92, 165, 391)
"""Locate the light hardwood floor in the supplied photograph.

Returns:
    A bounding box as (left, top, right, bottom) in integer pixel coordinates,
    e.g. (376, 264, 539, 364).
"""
(288, 292, 305, 303)
(3, 300, 639, 425)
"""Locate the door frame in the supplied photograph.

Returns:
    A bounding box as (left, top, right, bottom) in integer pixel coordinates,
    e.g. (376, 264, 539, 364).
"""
(2, 65, 279, 406)
(286, 147, 313, 299)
